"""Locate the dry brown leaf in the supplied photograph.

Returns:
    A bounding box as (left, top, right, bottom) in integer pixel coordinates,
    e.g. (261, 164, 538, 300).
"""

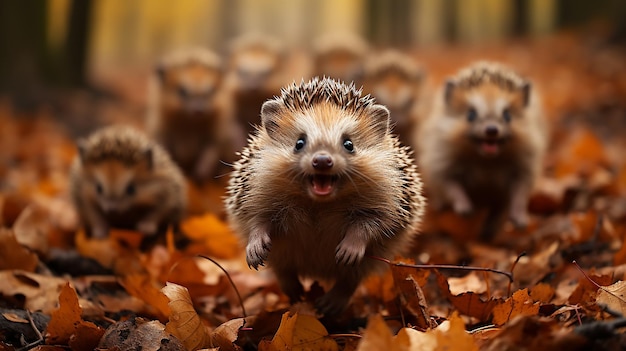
(210, 318, 245, 351)
(180, 213, 240, 259)
(436, 272, 499, 322)
(0, 228, 38, 271)
(356, 314, 398, 351)
(434, 312, 479, 351)
(492, 289, 540, 326)
(448, 272, 487, 295)
(12, 203, 51, 254)
(2, 312, 29, 323)
(530, 283, 555, 303)
(568, 274, 612, 306)
(0, 271, 67, 313)
(595, 280, 626, 316)
(393, 274, 432, 330)
(398, 328, 437, 351)
(162, 282, 211, 351)
(46, 283, 105, 347)
(259, 312, 338, 351)
(120, 274, 171, 321)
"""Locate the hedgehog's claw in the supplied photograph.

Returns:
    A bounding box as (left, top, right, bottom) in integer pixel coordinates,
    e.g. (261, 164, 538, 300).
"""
(246, 233, 271, 270)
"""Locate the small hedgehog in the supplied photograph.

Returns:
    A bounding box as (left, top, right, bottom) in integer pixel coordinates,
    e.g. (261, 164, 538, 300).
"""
(313, 32, 369, 85)
(70, 125, 187, 249)
(147, 47, 244, 183)
(225, 33, 286, 137)
(363, 50, 425, 148)
(418, 61, 547, 240)
(225, 78, 424, 315)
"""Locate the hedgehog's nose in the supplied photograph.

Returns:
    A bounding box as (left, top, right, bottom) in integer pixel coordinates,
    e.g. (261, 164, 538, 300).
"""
(312, 154, 333, 170)
(485, 125, 499, 138)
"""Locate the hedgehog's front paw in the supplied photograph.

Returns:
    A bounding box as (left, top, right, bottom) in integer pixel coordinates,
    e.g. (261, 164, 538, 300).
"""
(335, 238, 367, 266)
(246, 233, 271, 270)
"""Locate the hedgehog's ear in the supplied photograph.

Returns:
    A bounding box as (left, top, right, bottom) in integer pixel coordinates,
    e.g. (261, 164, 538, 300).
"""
(261, 100, 283, 139)
(368, 104, 390, 136)
(444, 79, 455, 105)
(521, 81, 531, 107)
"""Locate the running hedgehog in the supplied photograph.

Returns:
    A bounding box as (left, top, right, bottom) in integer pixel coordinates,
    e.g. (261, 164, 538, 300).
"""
(70, 125, 187, 250)
(225, 77, 424, 315)
(363, 49, 425, 148)
(146, 48, 244, 183)
(418, 61, 547, 240)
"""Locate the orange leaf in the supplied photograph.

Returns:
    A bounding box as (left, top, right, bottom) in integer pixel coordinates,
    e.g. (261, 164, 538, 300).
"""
(180, 213, 240, 259)
(45, 283, 82, 345)
(492, 289, 540, 326)
(436, 272, 499, 322)
(260, 312, 338, 351)
(434, 311, 479, 351)
(162, 282, 211, 350)
(120, 274, 170, 321)
(0, 228, 38, 271)
(530, 283, 555, 303)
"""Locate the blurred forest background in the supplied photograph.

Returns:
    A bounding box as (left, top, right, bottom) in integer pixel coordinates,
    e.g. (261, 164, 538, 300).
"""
(2, 0, 626, 116)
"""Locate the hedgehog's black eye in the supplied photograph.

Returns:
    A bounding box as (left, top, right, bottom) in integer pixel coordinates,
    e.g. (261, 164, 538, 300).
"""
(343, 139, 354, 153)
(294, 136, 306, 151)
(125, 183, 136, 196)
(95, 182, 103, 195)
(502, 108, 512, 123)
(467, 107, 477, 122)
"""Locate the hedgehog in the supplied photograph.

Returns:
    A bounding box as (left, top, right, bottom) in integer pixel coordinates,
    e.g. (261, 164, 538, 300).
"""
(70, 125, 188, 250)
(313, 32, 369, 86)
(224, 33, 286, 138)
(146, 47, 244, 183)
(225, 77, 425, 315)
(417, 61, 547, 240)
(363, 50, 426, 148)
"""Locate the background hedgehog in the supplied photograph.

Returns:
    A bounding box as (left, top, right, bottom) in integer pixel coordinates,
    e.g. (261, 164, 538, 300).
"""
(225, 77, 424, 315)
(363, 50, 425, 148)
(70, 125, 188, 249)
(313, 32, 369, 85)
(418, 61, 547, 240)
(147, 47, 244, 183)
(224, 33, 286, 137)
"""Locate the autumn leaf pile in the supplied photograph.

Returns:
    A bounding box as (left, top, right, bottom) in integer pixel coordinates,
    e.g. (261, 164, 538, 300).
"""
(1, 33, 626, 350)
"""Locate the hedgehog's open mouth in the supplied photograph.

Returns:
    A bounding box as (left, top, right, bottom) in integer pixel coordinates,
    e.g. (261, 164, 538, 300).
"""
(476, 138, 506, 156)
(310, 174, 338, 196)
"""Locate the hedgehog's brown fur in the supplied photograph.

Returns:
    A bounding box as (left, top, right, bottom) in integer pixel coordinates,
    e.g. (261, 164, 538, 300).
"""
(313, 33, 369, 85)
(225, 77, 424, 315)
(363, 50, 426, 148)
(417, 61, 547, 240)
(147, 47, 243, 183)
(71, 125, 187, 249)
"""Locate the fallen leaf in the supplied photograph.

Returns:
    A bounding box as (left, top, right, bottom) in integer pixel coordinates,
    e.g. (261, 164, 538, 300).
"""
(530, 283, 555, 303)
(0, 228, 38, 271)
(434, 311, 479, 351)
(260, 312, 338, 351)
(12, 203, 51, 254)
(45, 283, 83, 345)
(595, 280, 626, 316)
(98, 317, 185, 351)
(437, 272, 499, 322)
(356, 314, 397, 351)
(120, 274, 171, 321)
(211, 318, 246, 351)
(492, 289, 540, 326)
(180, 213, 240, 259)
(0, 271, 67, 313)
(162, 282, 211, 351)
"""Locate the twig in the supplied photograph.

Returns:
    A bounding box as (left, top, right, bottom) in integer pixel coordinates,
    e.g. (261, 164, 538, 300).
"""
(16, 310, 44, 351)
(369, 256, 514, 282)
(197, 255, 248, 318)
(573, 260, 626, 305)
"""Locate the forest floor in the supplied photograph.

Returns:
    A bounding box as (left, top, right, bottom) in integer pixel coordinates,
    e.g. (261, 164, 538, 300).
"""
(1, 32, 626, 350)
